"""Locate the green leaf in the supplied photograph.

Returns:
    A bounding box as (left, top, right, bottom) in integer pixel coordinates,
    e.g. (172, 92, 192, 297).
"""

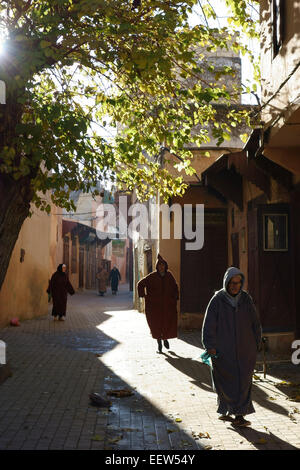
(240, 133, 249, 143)
(0, 0, 258, 208)
(40, 40, 52, 49)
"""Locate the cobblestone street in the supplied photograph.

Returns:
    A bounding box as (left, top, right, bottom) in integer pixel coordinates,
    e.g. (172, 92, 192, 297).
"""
(0, 285, 300, 452)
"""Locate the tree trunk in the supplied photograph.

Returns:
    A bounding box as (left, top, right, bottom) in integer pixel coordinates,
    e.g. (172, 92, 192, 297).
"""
(0, 173, 33, 291)
(0, 86, 36, 292)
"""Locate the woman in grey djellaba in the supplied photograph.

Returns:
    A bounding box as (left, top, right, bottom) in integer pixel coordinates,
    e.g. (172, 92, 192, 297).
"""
(201, 267, 262, 427)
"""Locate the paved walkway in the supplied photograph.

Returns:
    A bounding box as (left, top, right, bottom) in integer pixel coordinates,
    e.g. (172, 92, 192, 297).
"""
(0, 284, 300, 451)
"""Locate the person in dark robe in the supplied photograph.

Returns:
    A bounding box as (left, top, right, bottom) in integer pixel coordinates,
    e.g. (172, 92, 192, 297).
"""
(137, 254, 179, 353)
(47, 264, 75, 321)
(109, 266, 121, 294)
(201, 266, 262, 427)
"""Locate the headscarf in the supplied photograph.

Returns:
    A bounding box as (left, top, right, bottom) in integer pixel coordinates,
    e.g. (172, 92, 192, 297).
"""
(57, 264, 66, 274)
(222, 266, 244, 308)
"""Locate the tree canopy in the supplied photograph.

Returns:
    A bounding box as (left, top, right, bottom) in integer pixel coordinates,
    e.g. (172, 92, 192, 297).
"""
(0, 0, 260, 209)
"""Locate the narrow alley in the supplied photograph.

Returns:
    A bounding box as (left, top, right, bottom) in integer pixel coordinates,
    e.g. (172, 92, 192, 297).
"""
(0, 285, 300, 452)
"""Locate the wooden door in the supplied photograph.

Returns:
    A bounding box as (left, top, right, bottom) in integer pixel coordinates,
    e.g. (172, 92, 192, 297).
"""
(85, 244, 90, 288)
(79, 245, 84, 288)
(291, 191, 300, 337)
(252, 204, 295, 332)
(260, 205, 295, 331)
(90, 243, 96, 289)
(63, 236, 69, 272)
(180, 209, 228, 314)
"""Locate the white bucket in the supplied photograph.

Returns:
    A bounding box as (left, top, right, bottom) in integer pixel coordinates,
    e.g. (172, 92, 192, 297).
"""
(0, 340, 6, 364)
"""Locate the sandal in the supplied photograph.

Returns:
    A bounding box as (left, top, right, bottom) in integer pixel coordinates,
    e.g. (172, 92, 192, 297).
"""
(218, 415, 234, 422)
(232, 416, 251, 427)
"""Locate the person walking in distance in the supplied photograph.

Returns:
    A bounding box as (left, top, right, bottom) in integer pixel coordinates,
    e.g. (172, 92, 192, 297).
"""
(109, 265, 121, 295)
(137, 254, 179, 353)
(96, 266, 108, 296)
(201, 267, 262, 427)
(47, 264, 75, 321)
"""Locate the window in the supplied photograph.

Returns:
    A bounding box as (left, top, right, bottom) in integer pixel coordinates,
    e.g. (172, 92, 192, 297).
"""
(271, 0, 285, 57)
(263, 214, 288, 251)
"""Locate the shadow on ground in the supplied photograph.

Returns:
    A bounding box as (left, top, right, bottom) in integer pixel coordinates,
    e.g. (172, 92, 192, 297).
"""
(0, 288, 205, 451)
(177, 328, 300, 419)
(229, 426, 299, 450)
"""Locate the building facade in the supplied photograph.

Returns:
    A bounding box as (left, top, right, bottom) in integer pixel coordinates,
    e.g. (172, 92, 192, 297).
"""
(132, 45, 255, 328)
(201, 0, 300, 351)
(62, 188, 132, 291)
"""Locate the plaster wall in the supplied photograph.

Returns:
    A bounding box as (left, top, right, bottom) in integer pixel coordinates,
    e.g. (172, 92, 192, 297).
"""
(0, 205, 54, 327)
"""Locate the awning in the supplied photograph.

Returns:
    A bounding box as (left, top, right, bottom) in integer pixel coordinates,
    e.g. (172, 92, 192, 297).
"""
(245, 129, 293, 190)
(228, 150, 271, 197)
(202, 153, 244, 210)
(62, 219, 113, 247)
(202, 136, 293, 207)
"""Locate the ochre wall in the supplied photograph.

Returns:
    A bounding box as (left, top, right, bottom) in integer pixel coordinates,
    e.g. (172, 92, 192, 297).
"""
(0, 206, 54, 327)
(49, 210, 63, 280)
